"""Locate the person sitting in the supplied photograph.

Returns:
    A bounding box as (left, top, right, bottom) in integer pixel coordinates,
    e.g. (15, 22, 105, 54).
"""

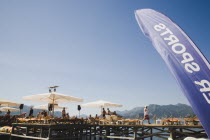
(36, 112, 41, 118)
(41, 110, 44, 118)
(88, 115, 93, 119)
(1, 110, 10, 122)
(3, 110, 11, 120)
(71, 116, 76, 120)
(41, 110, 47, 118)
(112, 111, 117, 115)
(66, 113, 70, 119)
(94, 114, 99, 120)
(107, 108, 111, 115)
(19, 112, 26, 118)
(88, 114, 98, 124)
(43, 110, 48, 117)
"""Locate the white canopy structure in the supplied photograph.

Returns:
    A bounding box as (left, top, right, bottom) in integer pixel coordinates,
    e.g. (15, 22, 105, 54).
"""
(81, 100, 122, 108)
(0, 107, 19, 112)
(22, 91, 83, 116)
(33, 104, 67, 110)
(22, 92, 83, 104)
(0, 98, 21, 107)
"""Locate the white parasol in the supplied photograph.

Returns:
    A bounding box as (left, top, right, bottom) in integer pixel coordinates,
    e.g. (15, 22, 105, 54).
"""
(0, 106, 19, 112)
(0, 98, 21, 107)
(81, 100, 122, 108)
(22, 92, 83, 104)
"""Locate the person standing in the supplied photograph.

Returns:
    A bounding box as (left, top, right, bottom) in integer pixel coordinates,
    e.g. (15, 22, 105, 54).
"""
(29, 107, 33, 117)
(62, 107, 66, 118)
(102, 108, 106, 118)
(107, 108, 111, 115)
(6, 110, 11, 116)
(142, 106, 150, 124)
(112, 111, 117, 115)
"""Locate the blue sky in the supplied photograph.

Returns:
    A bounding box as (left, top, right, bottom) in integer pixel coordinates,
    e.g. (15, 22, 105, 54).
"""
(0, 0, 210, 116)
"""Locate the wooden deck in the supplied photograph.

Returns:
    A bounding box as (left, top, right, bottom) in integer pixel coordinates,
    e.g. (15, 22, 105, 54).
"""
(6, 122, 207, 140)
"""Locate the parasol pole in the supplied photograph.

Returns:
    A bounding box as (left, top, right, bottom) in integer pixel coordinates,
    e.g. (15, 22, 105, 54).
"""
(101, 105, 103, 116)
(51, 86, 58, 118)
(52, 94, 55, 117)
(49, 87, 55, 117)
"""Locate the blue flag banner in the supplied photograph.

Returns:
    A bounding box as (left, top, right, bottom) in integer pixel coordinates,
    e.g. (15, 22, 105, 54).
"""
(135, 9, 210, 137)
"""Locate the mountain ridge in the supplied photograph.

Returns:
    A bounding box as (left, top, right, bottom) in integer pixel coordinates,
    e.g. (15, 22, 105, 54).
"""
(116, 103, 195, 119)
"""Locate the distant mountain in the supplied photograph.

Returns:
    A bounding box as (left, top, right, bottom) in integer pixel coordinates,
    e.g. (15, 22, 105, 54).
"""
(116, 103, 195, 119)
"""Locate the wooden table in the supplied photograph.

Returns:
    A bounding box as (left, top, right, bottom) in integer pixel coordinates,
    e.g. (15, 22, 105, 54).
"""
(184, 119, 200, 125)
(161, 119, 180, 125)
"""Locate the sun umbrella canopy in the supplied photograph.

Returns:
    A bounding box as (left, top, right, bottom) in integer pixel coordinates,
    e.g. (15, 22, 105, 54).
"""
(81, 100, 122, 108)
(0, 107, 19, 112)
(0, 98, 21, 107)
(22, 92, 83, 104)
(33, 104, 67, 110)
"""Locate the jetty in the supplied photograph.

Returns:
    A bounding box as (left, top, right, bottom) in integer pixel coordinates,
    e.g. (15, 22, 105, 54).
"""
(0, 119, 206, 140)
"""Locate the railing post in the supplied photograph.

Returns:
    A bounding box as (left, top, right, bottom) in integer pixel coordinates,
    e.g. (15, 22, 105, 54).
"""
(48, 128, 52, 139)
(26, 126, 29, 136)
(134, 128, 137, 140)
(150, 128, 153, 140)
(40, 127, 43, 137)
(169, 128, 175, 140)
(106, 126, 110, 136)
